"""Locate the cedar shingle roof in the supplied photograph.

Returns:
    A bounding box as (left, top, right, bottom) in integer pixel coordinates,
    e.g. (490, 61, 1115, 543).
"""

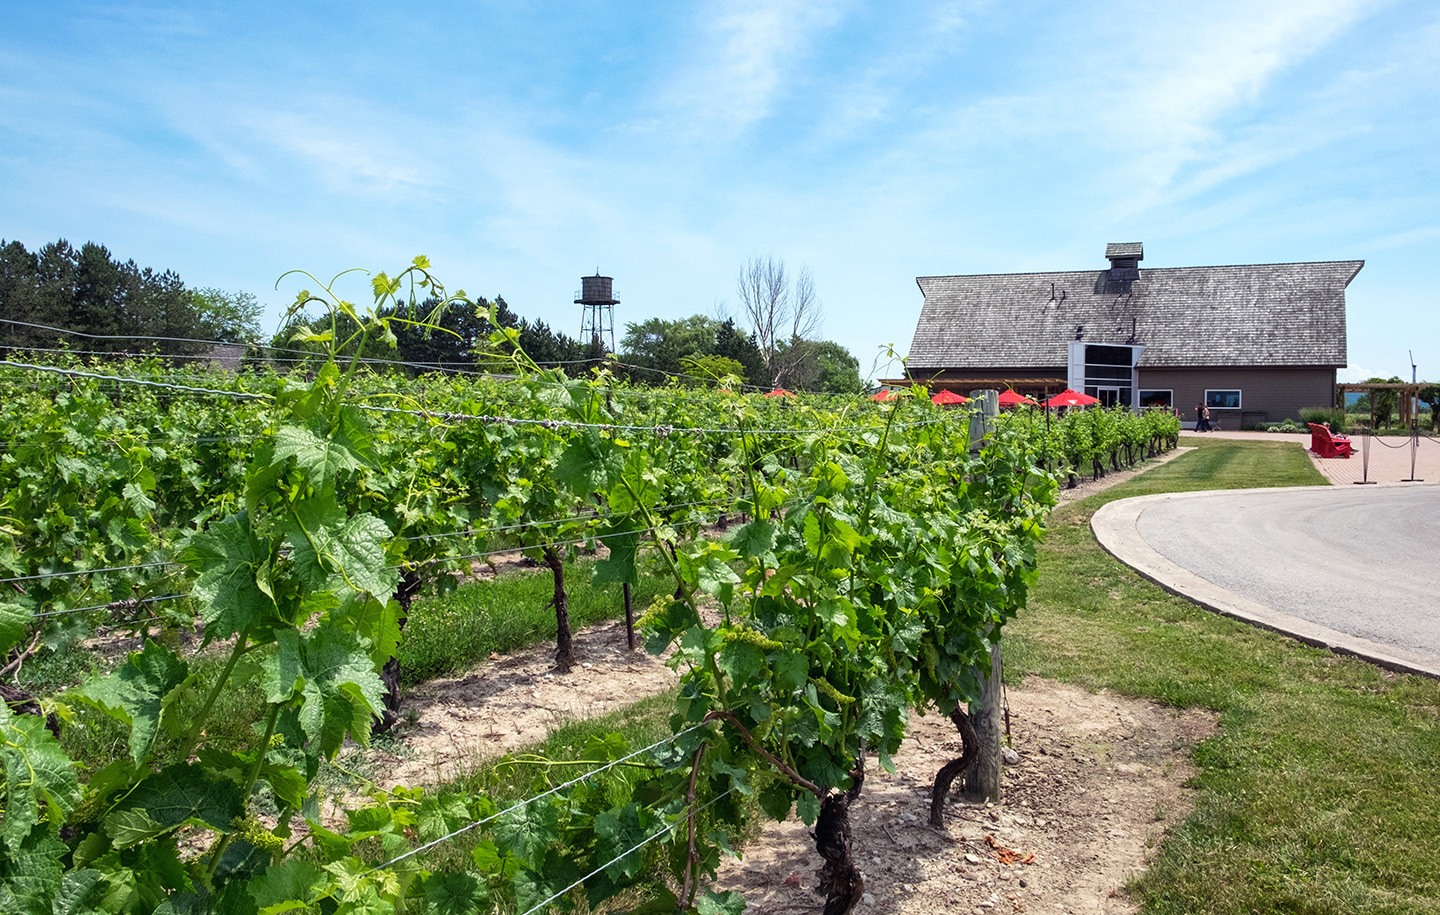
(908, 254, 1362, 371)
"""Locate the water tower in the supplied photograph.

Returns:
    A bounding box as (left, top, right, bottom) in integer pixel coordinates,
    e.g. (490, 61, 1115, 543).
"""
(576, 273, 618, 354)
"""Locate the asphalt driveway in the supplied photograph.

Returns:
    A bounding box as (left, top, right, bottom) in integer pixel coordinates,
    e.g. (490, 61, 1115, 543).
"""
(1092, 483, 1440, 678)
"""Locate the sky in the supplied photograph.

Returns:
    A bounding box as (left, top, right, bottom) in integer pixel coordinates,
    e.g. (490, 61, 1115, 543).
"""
(2, 1, 1437, 383)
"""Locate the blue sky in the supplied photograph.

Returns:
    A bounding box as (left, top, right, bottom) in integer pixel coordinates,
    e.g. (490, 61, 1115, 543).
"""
(2, 1, 1436, 382)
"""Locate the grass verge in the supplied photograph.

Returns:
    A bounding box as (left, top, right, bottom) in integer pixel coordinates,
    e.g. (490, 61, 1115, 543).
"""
(1007, 436, 1440, 913)
(398, 557, 674, 685)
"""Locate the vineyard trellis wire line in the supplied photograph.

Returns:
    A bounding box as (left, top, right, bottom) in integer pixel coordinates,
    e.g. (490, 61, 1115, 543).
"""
(365, 722, 710, 875)
(30, 593, 189, 620)
(0, 359, 271, 401)
(19, 518, 728, 621)
(0, 492, 763, 588)
(0, 358, 956, 438)
(0, 319, 876, 396)
(0, 559, 178, 586)
(516, 787, 739, 915)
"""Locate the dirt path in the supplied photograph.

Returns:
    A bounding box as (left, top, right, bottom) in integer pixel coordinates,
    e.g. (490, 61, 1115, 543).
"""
(350, 617, 681, 790)
(710, 680, 1215, 915)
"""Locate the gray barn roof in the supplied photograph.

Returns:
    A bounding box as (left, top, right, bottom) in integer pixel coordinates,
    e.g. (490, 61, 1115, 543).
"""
(908, 252, 1363, 371)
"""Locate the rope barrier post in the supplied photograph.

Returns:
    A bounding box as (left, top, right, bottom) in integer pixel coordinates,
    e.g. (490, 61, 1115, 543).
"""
(1355, 423, 1375, 484)
(1402, 419, 1424, 482)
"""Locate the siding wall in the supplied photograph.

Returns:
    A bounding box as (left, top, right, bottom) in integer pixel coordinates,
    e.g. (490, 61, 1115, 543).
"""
(1138, 367, 1337, 427)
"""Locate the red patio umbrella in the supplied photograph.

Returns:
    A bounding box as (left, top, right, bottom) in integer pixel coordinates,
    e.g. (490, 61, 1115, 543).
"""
(997, 390, 1038, 408)
(871, 389, 900, 402)
(1044, 388, 1100, 408)
(930, 389, 969, 405)
(763, 388, 795, 397)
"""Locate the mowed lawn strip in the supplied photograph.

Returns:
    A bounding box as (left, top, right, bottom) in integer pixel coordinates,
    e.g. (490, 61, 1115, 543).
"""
(1007, 436, 1440, 914)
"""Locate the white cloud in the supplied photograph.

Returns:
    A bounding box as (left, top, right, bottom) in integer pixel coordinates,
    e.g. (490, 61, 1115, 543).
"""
(653, 1, 849, 141)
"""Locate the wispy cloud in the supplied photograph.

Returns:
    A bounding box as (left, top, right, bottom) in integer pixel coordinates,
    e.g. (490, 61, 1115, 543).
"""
(653, 0, 849, 141)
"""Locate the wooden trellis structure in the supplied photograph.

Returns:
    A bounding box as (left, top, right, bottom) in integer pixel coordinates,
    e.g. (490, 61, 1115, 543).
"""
(1336, 382, 1427, 428)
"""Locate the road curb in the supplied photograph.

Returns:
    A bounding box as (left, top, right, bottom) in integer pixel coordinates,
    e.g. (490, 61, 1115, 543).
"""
(1091, 490, 1440, 680)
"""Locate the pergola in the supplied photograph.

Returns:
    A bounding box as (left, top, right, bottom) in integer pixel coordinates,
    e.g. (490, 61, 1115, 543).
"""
(1336, 382, 1428, 428)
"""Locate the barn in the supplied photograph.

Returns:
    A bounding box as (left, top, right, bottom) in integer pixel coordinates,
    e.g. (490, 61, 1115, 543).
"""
(894, 243, 1363, 427)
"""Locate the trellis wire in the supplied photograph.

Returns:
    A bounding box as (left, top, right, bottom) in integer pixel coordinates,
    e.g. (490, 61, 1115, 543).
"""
(366, 721, 710, 874)
(516, 787, 738, 915)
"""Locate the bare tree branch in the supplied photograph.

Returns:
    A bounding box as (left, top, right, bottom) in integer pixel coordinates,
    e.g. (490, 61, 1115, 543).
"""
(736, 256, 822, 388)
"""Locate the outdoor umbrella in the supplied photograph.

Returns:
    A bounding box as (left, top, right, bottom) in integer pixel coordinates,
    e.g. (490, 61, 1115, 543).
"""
(871, 389, 900, 402)
(930, 389, 969, 405)
(1044, 388, 1100, 408)
(997, 390, 1037, 408)
(763, 388, 795, 397)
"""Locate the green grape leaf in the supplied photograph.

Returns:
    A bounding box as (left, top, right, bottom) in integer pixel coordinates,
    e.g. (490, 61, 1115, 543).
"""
(696, 889, 747, 915)
(795, 792, 821, 827)
(69, 639, 188, 763)
(554, 435, 619, 497)
(757, 781, 792, 821)
(679, 549, 740, 598)
(271, 424, 367, 489)
(592, 803, 651, 880)
(50, 869, 106, 915)
(415, 793, 472, 843)
(283, 500, 396, 600)
(716, 641, 764, 688)
(0, 829, 67, 915)
(725, 519, 775, 561)
(103, 763, 245, 848)
(181, 512, 277, 636)
(249, 860, 329, 915)
(0, 705, 82, 847)
(471, 839, 521, 880)
(771, 650, 809, 693)
(422, 872, 487, 915)
(592, 525, 640, 585)
(262, 629, 304, 703)
(0, 600, 34, 655)
(296, 627, 385, 756)
(495, 801, 560, 866)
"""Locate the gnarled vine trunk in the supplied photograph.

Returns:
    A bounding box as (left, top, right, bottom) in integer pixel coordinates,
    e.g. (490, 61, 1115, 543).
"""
(373, 569, 423, 735)
(543, 545, 574, 672)
(815, 791, 864, 915)
(929, 704, 979, 827)
(814, 749, 866, 914)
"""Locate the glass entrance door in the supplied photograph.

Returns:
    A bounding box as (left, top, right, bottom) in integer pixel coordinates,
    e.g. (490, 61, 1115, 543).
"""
(1094, 386, 1122, 407)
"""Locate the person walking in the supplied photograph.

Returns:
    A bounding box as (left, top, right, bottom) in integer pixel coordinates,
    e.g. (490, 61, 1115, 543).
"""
(1194, 403, 1211, 432)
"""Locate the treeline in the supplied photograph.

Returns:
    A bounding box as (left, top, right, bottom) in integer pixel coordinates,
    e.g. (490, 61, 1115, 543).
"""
(0, 240, 867, 392)
(0, 239, 262, 356)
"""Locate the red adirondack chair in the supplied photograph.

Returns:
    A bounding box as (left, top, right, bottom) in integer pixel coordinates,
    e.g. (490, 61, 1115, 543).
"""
(1307, 423, 1353, 458)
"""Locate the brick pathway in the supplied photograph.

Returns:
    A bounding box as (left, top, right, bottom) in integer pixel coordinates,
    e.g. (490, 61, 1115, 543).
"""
(1184, 429, 1440, 486)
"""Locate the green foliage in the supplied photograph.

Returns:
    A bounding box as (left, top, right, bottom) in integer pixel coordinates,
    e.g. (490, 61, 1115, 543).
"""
(1299, 405, 1348, 434)
(1421, 384, 1440, 431)
(1365, 376, 1405, 427)
(0, 261, 1189, 913)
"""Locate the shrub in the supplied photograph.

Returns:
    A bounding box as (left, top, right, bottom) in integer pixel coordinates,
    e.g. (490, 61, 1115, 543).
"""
(1298, 406, 1347, 434)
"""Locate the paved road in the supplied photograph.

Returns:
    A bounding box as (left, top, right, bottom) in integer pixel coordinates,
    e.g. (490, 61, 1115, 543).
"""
(1093, 484, 1440, 677)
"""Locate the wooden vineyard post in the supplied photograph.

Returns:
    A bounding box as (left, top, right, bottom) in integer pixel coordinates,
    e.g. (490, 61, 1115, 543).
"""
(963, 640, 1005, 803)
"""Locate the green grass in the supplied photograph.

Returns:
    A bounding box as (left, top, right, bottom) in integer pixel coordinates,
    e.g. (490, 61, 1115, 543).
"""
(1007, 437, 1440, 913)
(398, 557, 675, 685)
